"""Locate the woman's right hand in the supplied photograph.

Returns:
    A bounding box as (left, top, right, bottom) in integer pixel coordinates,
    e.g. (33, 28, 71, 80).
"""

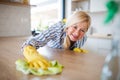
(23, 45, 50, 70)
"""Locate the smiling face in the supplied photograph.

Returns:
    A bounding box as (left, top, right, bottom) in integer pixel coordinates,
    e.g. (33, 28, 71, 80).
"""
(66, 22, 88, 42)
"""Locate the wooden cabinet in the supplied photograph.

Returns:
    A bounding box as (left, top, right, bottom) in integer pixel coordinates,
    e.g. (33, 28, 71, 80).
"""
(0, 0, 31, 6)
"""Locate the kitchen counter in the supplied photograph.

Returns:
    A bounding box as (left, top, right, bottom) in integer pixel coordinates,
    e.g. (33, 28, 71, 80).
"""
(0, 37, 106, 80)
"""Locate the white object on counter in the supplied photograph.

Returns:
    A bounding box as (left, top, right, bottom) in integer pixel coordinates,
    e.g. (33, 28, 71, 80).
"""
(88, 33, 113, 39)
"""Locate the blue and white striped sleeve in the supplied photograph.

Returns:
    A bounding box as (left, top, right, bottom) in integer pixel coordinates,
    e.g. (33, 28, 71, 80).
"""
(23, 21, 64, 49)
(76, 34, 87, 48)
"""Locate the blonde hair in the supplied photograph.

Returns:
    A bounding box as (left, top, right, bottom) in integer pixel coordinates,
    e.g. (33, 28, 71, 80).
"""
(63, 11, 91, 49)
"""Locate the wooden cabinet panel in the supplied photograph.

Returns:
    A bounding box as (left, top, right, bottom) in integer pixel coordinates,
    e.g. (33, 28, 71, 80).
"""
(0, 0, 10, 2)
(0, 0, 30, 6)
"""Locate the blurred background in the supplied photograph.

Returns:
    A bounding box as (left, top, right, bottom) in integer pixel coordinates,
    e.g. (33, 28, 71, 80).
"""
(0, 0, 120, 80)
(0, 0, 120, 55)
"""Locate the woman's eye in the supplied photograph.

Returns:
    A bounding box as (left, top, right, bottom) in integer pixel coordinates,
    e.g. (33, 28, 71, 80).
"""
(80, 29, 85, 32)
(73, 26, 77, 29)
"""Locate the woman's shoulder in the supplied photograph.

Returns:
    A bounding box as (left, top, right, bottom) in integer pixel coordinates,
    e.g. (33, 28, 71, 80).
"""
(75, 34, 88, 48)
(48, 21, 65, 31)
(52, 21, 65, 27)
(77, 34, 87, 42)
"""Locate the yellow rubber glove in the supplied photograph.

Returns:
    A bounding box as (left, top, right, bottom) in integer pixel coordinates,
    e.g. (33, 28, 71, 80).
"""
(73, 48, 88, 53)
(23, 46, 50, 70)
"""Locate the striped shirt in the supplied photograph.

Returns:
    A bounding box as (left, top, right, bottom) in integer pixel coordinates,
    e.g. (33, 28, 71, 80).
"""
(23, 21, 87, 50)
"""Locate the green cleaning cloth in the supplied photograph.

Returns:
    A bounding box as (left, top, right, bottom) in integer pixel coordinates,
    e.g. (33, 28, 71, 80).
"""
(15, 59, 64, 76)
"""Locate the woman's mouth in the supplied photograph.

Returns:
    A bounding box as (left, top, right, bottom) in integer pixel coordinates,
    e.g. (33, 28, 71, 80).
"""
(70, 34, 78, 41)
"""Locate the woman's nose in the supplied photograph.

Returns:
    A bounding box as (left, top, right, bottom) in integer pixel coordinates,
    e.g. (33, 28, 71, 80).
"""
(74, 30, 80, 36)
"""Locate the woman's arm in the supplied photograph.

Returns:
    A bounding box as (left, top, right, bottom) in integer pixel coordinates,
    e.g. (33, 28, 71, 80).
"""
(22, 21, 64, 49)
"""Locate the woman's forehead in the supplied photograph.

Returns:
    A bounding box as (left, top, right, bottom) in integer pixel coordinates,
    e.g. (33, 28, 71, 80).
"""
(74, 22, 88, 28)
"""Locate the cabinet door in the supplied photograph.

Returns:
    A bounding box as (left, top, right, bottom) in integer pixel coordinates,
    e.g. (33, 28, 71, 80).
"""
(82, 38, 99, 54)
(90, 0, 107, 12)
(83, 38, 112, 55)
(98, 39, 112, 55)
(118, 40, 120, 55)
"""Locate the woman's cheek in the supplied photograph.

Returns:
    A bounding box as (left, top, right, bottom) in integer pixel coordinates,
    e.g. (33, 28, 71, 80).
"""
(66, 28, 74, 35)
(77, 33, 84, 39)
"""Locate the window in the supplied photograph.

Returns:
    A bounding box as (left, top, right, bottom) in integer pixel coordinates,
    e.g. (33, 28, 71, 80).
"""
(30, 0, 60, 32)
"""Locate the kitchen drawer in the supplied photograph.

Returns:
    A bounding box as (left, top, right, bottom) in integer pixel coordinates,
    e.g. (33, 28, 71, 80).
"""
(118, 41, 120, 49)
(83, 37, 112, 54)
(98, 39, 112, 50)
(98, 48, 111, 55)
